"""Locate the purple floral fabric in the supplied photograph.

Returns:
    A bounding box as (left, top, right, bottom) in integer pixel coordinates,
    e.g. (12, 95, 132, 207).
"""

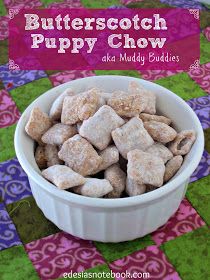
(186, 95, 210, 129)
(160, 0, 206, 9)
(0, 202, 21, 251)
(0, 158, 32, 205)
(190, 150, 210, 183)
(0, 64, 47, 91)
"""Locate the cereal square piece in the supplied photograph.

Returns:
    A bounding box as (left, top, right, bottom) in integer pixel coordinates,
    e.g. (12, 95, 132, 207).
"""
(107, 93, 147, 117)
(95, 145, 119, 173)
(139, 113, 172, 125)
(126, 178, 146, 197)
(144, 121, 177, 143)
(146, 143, 173, 164)
(61, 89, 100, 125)
(105, 164, 126, 198)
(45, 145, 63, 167)
(127, 150, 165, 187)
(112, 117, 154, 159)
(49, 88, 75, 120)
(128, 81, 156, 114)
(25, 107, 52, 143)
(73, 178, 113, 198)
(58, 134, 102, 176)
(168, 130, 196, 156)
(78, 88, 100, 121)
(41, 123, 77, 145)
(42, 165, 86, 190)
(164, 155, 183, 183)
(61, 95, 81, 125)
(79, 105, 125, 150)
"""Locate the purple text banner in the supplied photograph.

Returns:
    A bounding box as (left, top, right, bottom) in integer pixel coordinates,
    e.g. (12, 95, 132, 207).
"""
(9, 8, 200, 70)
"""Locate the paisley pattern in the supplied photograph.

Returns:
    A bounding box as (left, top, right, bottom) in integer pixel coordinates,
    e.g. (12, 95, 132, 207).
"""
(203, 27, 210, 41)
(0, 16, 9, 41)
(47, 0, 82, 8)
(190, 150, 210, 183)
(0, 158, 32, 204)
(25, 232, 105, 279)
(139, 70, 183, 81)
(0, 202, 21, 250)
(186, 95, 210, 129)
(109, 245, 181, 280)
(49, 70, 95, 86)
(188, 63, 210, 94)
(0, 64, 47, 91)
(0, 89, 21, 128)
(152, 198, 205, 246)
(160, 0, 206, 9)
(3, 0, 42, 9)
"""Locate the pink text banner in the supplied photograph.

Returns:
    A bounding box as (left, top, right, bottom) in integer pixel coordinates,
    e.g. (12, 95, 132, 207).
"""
(9, 8, 200, 71)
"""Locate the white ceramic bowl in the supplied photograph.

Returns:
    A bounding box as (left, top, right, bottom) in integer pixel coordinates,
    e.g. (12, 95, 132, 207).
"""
(15, 75, 204, 242)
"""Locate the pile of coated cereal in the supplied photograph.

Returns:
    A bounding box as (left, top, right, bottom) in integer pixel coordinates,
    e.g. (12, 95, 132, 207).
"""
(25, 81, 196, 198)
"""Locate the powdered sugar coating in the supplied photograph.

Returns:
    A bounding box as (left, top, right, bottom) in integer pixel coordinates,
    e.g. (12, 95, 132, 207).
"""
(58, 134, 102, 176)
(146, 143, 173, 164)
(164, 155, 183, 182)
(105, 164, 126, 198)
(45, 145, 63, 167)
(42, 165, 86, 190)
(78, 88, 100, 121)
(127, 150, 165, 187)
(49, 88, 75, 120)
(79, 105, 125, 150)
(107, 93, 146, 117)
(112, 117, 154, 159)
(73, 178, 113, 198)
(139, 113, 171, 125)
(25, 107, 52, 144)
(144, 121, 177, 143)
(126, 178, 146, 196)
(168, 130, 196, 156)
(42, 123, 77, 146)
(128, 81, 156, 114)
(95, 145, 119, 173)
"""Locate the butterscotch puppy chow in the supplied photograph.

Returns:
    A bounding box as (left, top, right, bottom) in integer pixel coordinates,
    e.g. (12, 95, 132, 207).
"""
(78, 88, 100, 121)
(164, 155, 183, 182)
(58, 134, 102, 176)
(95, 145, 119, 173)
(168, 130, 196, 156)
(104, 164, 126, 198)
(126, 178, 146, 196)
(128, 81, 156, 114)
(35, 146, 47, 169)
(45, 145, 63, 167)
(139, 113, 171, 125)
(146, 143, 173, 164)
(49, 88, 75, 120)
(73, 178, 113, 198)
(112, 117, 154, 159)
(79, 105, 125, 150)
(61, 95, 81, 125)
(127, 150, 165, 187)
(41, 123, 77, 146)
(25, 107, 52, 143)
(107, 93, 147, 117)
(42, 165, 86, 190)
(61, 89, 100, 125)
(144, 121, 177, 143)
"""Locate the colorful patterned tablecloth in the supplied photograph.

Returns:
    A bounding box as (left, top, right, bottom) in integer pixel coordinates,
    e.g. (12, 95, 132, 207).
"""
(0, 0, 210, 279)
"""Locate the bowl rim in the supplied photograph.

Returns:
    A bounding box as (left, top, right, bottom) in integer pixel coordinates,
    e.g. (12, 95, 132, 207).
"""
(14, 75, 204, 208)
